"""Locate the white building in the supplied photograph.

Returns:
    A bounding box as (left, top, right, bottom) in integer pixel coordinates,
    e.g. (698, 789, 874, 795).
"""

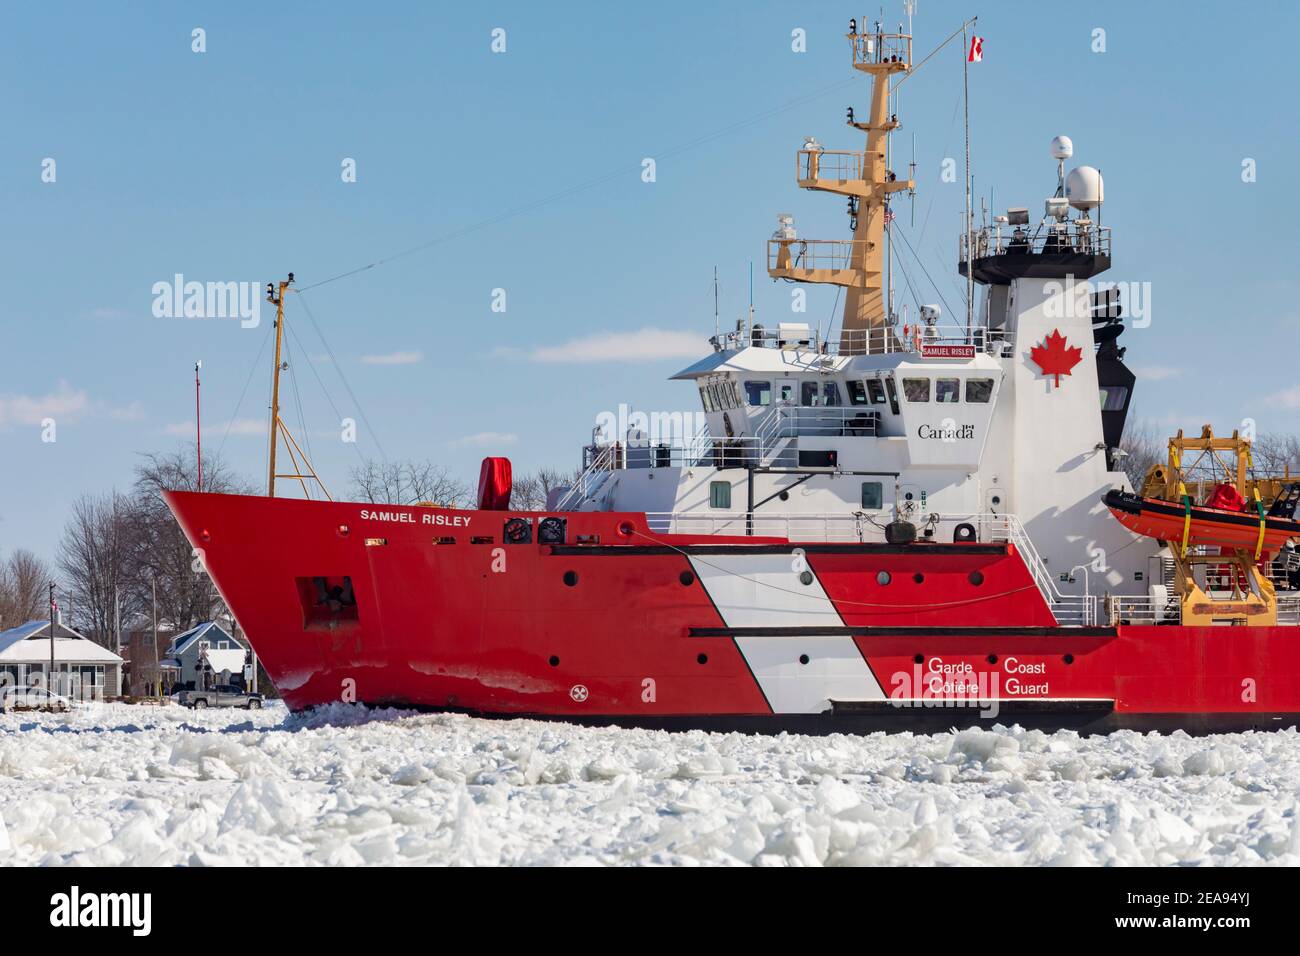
(0, 620, 124, 699)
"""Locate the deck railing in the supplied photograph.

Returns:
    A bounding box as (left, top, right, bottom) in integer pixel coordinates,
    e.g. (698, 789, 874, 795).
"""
(742, 322, 1011, 357)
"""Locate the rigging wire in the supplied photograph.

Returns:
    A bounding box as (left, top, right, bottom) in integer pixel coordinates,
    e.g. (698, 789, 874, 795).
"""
(282, 330, 316, 485)
(216, 317, 275, 462)
(891, 222, 957, 319)
(282, 317, 369, 466)
(294, 290, 389, 462)
(296, 76, 863, 294)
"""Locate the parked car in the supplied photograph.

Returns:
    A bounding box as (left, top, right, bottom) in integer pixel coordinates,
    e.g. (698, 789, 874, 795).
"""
(177, 684, 263, 710)
(1, 685, 72, 713)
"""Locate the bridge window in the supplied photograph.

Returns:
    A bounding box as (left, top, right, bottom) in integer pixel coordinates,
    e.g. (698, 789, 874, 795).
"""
(861, 481, 884, 510)
(966, 378, 995, 403)
(801, 381, 820, 406)
(884, 377, 900, 414)
(745, 380, 772, 406)
(822, 382, 842, 406)
(902, 377, 930, 402)
(867, 379, 888, 405)
(699, 385, 714, 412)
(1099, 386, 1128, 411)
(778, 383, 795, 404)
(709, 481, 732, 509)
(935, 378, 960, 403)
(847, 380, 867, 405)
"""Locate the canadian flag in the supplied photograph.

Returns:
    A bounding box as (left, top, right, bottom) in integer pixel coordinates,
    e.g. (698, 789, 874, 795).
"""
(968, 36, 984, 62)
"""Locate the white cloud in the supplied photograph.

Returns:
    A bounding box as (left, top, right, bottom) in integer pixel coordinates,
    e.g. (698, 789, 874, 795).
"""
(0, 382, 90, 427)
(449, 431, 518, 448)
(529, 328, 703, 363)
(360, 351, 423, 366)
(1266, 385, 1300, 410)
(1132, 365, 1181, 381)
(164, 418, 266, 437)
(0, 382, 144, 429)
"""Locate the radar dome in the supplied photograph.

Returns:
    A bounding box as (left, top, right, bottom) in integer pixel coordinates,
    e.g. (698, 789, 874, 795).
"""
(1050, 135, 1074, 160)
(1065, 166, 1104, 210)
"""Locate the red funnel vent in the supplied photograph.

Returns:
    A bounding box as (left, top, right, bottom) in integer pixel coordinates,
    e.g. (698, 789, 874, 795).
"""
(477, 457, 513, 511)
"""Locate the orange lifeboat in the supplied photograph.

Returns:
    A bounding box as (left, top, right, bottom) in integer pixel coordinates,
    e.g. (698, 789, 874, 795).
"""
(1103, 487, 1300, 556)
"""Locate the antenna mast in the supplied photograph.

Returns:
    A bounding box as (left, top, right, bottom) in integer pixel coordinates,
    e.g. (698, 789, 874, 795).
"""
(266, 274, 331, 501)
(765, 19, 914, 355)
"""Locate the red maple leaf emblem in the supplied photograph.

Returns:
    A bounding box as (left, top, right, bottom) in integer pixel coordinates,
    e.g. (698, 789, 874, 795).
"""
(1030, 328, 1083, 387)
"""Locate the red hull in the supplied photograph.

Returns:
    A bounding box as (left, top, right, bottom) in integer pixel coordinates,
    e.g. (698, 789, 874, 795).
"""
(165, 491, 1300, 733)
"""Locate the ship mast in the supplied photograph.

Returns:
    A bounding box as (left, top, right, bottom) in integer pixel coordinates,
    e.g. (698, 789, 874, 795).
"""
(767, 19, 914, 355)
(265, 274, 331, 500)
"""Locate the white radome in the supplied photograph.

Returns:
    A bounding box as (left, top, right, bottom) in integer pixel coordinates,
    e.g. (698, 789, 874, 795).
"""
(1065, 165, 1104, 209)
(1050, 135, 1074, 160)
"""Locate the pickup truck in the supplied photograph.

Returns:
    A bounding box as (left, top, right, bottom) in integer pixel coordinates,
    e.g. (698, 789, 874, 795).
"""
(178, 684, 263, 710)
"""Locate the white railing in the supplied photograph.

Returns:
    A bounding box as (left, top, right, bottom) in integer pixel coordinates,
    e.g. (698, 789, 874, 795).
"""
(556, 443, 616, 511)
(1280, 595, 1300, 625)
(740, 322, 1012, 358)
(798, 149, 864, 183)
(1108, 592, 1300, 626)
(1107, 595, 1177, 625)
(961, 222, 1112, 262)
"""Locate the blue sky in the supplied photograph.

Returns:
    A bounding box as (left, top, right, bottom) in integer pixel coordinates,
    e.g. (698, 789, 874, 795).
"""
(2, 0, 1298, 563)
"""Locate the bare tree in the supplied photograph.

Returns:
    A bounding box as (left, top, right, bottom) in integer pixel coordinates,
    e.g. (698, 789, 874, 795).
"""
(511, 467, 572, 511)
(58, 492, 136, 647)
(349, 460, 470, 507)
(128, 445, 252, 633)
(1117, 419, 1165, 491)
(1251, 432, 1300, 478)
(0, 549, 54, 629)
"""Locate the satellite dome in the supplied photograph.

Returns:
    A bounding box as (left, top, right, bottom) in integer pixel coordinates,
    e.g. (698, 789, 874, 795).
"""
(1050, 135, 1074, 160)
(1065, 166, 1104, 210)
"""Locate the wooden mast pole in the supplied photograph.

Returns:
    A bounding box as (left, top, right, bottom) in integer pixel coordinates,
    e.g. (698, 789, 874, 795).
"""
(266, 275, 291, 497)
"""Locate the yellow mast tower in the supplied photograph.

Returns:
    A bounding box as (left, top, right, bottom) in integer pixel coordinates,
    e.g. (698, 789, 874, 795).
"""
(265, 274, 331, 500)
(767, 20, 914, 355)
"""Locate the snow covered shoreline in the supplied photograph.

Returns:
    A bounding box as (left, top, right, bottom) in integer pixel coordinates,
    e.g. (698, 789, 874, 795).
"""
(0, 702, 1297, 866)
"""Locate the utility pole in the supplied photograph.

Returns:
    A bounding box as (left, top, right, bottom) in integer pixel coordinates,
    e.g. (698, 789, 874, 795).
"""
(151, 576, 161, 701)
(195, 360, 203, 492)
(48, 582, 56, 696)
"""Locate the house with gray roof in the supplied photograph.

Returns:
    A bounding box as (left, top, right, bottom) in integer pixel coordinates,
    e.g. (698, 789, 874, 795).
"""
(161, 621, 249, 691)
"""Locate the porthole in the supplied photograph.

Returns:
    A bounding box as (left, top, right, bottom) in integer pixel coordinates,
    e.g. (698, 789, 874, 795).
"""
(779, 491, 790, 501)
(679, 570, 695, 586)
(697, 653, 709, 665)
(913, 654, 924, 665)
(548, 655, 560, 667)
(799, 570, 814, 586)
(799, 654, 810, 666)
(969, 571, 985, 586)
(563, 570, 578, 587)
(1063, 654, 1075, 665)
(913, 572, 925, 584)
(987, 654, 998, 665)
(876, 571, 892, 586)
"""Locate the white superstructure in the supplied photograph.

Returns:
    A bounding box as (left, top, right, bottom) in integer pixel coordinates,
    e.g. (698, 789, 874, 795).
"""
(559, 135, 1159, 611)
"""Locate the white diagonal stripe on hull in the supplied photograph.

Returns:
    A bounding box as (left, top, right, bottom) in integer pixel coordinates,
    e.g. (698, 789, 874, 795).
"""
(689, 553, 884, 712)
